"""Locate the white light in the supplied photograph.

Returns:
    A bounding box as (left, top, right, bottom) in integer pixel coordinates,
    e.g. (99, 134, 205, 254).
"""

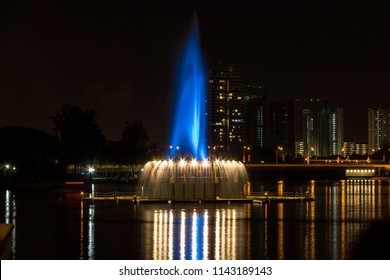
(88, 167, 95, 173)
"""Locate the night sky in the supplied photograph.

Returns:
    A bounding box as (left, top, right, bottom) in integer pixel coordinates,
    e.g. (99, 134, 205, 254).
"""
(1, 0, 389, 146)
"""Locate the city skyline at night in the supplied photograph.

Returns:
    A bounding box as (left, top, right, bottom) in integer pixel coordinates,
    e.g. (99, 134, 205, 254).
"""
(1, 0, 390, 146)
(2, 1, 390, 267)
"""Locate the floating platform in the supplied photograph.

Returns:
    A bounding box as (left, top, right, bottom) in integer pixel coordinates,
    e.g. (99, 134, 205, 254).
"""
(80, 191, 314, 203)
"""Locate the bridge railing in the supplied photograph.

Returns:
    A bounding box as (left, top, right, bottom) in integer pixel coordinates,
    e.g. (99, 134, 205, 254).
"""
(82, 191, 139, 199)
(249, 191, 310, 198)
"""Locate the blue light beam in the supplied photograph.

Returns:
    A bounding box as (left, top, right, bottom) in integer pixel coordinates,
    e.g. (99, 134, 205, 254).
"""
(170, 17, 208, 160)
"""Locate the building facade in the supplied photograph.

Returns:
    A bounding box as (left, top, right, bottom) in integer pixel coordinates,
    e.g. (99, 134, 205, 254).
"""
(243, 85, 268, 150)
(368, 108, 390, 153)
(342, 141, 368, 156)
(267, 100, 296, 158)
(208, 64, 245, 159)
(296, 98, 343, 157)
(296, 99, 322, 157)
(243, 85, 295, 161)
(321, 107, 344, 157)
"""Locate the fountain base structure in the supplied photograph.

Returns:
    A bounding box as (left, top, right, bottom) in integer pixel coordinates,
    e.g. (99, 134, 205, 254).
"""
(137, 159, 249, 201)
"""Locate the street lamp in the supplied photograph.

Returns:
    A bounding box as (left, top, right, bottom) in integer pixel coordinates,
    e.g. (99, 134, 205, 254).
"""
(87, 167, 95, 179)
(243, 146, 251, 163)
(276, 146, 283, 164)
(310, 147, 317, 163)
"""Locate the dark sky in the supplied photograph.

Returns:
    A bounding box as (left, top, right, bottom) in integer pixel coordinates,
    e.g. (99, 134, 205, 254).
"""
(1, 0, 389, 146)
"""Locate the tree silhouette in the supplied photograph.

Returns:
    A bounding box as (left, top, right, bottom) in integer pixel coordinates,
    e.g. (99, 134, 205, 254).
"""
(120, 120, 149, 164)
(0, 126, 60, 178)
(51, 104, 107, 175)
(108, 119, 149, 178)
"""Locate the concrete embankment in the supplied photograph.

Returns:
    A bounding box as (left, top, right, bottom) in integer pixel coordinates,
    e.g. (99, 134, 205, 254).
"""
(0, 223, 14, 260)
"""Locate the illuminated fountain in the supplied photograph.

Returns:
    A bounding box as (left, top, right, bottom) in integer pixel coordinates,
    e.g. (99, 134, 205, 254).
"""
(137, 17, 249, 201)
(138, 159, 249, 200)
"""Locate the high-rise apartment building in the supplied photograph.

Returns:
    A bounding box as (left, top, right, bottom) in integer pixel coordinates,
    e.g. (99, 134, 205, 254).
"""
(296, 98, 323, 157)
(208, 64, 245, 159)
(321, 107, 344, 156)
(243, 85, 268, 150)
(243, 86, 295, 160)
(296, 98, 343, 157)
(267, 100, 296, 157)
(368, 108, 390, 153)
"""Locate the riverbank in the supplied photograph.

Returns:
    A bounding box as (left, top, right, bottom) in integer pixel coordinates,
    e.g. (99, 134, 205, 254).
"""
(0, 177, 137, 191)
(0, 223, 13, 260)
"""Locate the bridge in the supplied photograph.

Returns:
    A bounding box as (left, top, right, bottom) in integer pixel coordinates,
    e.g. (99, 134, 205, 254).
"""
(67, 162, 390, 182)
(244, 163, 390, 181)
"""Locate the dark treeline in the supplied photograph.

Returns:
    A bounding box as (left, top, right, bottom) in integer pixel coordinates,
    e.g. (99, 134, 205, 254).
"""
(0, 104, 161, 180)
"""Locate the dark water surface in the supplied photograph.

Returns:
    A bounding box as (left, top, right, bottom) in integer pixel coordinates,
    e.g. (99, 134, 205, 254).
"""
(1, 179, 390, 260)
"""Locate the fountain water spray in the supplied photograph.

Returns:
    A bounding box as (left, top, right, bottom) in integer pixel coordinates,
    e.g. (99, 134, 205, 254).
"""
(169, 16, 207, 160)
(138, 16, 249, 201)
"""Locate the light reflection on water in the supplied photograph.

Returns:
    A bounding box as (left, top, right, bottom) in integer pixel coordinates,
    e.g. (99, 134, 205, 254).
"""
(4, 190, 16, 256)
(146, 206, 242, 260)
(1, 179, 390, 260)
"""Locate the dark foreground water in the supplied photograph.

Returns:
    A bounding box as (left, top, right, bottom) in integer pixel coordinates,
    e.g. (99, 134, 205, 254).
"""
(1, 179, 390, 260)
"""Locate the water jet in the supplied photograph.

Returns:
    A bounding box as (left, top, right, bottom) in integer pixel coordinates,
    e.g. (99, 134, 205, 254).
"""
(137, 16, 249, 201)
